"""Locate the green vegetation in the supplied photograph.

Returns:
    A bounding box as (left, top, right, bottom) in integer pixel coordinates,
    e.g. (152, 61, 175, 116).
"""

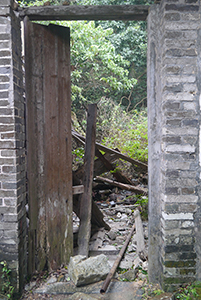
(98, 100, 148, 162)
(175, 282, 201, 300)
(18, 0, 150, 164)
(0, 261, 14, 299)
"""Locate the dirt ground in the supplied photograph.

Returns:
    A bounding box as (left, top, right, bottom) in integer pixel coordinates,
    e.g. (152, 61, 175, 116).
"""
(19, 188, 150, 299)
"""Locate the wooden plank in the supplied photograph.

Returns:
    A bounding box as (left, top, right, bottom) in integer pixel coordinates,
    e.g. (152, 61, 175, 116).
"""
(24, 18, 73, 272)
(73, 131, 148, 170)
(133, 209, 145, 254)
(44, 24, 73, 270)
(78, 104, 97, 257)
(19, 5, 149, 21)
(24, 17, 47, 274)
(73, 185, 84, 195)
(95, 176, 148, 194)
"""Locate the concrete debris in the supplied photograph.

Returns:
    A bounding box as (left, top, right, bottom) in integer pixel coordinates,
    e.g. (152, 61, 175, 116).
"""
(118, 268, 137, 281)
(107, 230, 117, 240)
(46, 276, 57, 284)
(68, 254, 110, 286)
(70, 292, 98, 300)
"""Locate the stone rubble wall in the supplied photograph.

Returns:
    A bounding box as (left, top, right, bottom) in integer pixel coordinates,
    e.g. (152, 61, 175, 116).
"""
(148, 0, 201, 292)
(0, 0, 27, 291)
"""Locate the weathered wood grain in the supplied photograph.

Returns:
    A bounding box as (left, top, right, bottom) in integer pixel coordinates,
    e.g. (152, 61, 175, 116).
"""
(95, 176, 148, 195)
(19, 5, 149, 21)
(73, 185, 84, 195)
(78, 104, 97, 257)
(25, 19, 73, 273)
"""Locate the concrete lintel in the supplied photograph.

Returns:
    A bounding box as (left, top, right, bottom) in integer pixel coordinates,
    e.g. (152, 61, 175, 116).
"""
(18, 5, 149, 21)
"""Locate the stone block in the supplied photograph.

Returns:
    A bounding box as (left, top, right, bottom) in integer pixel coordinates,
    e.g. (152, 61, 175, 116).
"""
(164, 260, 196, 268)
(165, 4, 199, 12)
(68, 255, 110, 287)
(0, 7, 10, 16)
(161, 219, 180, 230)
(179, 204, 197, 213)
(162, 228, 192, 237)
(0, 0, 12, 6)
(162, 212, 194, 221)
(163, 127, 198, 137)
(166, 144, 195, 153)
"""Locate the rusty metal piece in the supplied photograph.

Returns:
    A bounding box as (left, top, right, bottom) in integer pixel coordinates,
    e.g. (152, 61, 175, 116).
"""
(100, 222, 136, 294)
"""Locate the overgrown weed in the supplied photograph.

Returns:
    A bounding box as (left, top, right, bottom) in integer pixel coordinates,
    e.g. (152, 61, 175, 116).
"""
(97, 98, 148, 163)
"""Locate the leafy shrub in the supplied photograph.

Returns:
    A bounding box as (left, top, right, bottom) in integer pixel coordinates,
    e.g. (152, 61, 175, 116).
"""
(98, 98, 148, 162)
(175, 282, 201, 300)
(0, 261, 14, 299)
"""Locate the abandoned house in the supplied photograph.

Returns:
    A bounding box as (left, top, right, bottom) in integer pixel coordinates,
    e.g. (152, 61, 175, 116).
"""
(0, 0, 201, 295)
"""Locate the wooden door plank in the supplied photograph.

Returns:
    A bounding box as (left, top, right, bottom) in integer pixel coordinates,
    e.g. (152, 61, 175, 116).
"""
(24, 19, 73, 272)
(24, 18, 47, 273)
(43, 24, 73, 270)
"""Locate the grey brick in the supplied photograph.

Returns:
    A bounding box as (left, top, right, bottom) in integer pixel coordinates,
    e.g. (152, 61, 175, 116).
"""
(0, 67, 10, 75)
(0, 206, 16, 214)
(0, 50, 11, 57)
(3, 214, 17, 222)
(0, 75, 9, 82)
(0, 83, 9, 90)
(164, 13, 180, 21)
(4, 198, 16, 206)
(165, 4, 199, 12)
(0, 91, 8, 98)
(182, 119, 198, 127)
(0, 0, 12, 6)
(0, 58, 11, 65)
(2, 165, 16, 173)
(1, 150, 16, 157)
(0, 117, 14, 124)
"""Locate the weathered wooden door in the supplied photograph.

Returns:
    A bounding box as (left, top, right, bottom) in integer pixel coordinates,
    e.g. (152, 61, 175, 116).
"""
(24, 18, 73, 274)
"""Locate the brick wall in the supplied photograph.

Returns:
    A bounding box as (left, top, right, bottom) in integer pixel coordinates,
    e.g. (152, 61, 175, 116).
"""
(148, 0, 200, 292)
(1, 0, 201, 294)
(0, 0, 27, 292)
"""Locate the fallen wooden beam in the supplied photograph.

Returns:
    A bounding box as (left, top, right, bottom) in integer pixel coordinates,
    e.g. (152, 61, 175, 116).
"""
(72, 131, 148, 170)
(78, 104, 97, 257)
(19, 5, 149, 21)
(95, 148, 132, 185)
(95, 176, 148, 195)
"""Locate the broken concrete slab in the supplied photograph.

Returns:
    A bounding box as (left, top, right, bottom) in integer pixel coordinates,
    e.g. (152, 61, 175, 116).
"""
(34, 279, 144, 300)
(68, 254, 110, 286)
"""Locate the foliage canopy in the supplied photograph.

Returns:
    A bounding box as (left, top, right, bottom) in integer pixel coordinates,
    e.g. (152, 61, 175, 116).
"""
(18, 0, 150, 162)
